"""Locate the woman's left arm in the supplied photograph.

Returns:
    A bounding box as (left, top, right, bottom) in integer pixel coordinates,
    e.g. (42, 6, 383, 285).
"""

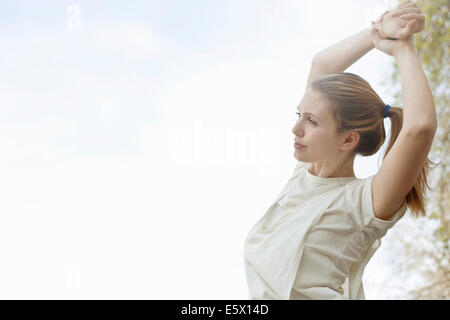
(369, 5, 437, 221)
(393, 43, 438, 131)
(370, 38, 437, 220)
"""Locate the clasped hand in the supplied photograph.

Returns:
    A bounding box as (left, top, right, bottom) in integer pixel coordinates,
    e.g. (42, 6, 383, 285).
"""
(370, 0, 425, 57)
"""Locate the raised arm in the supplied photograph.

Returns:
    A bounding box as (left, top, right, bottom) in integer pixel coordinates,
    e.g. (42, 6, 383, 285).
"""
(305, 28, 373, 90)
(369, 3, 437, 221)
(393, 44, 437, 130)
(305, 0, 423, 91)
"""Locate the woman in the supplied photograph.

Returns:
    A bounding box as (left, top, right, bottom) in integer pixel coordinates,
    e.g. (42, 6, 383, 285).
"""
(244, 0, 437, 300)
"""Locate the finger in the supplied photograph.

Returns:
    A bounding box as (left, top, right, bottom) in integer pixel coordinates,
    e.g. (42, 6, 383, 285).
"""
(397, 0, 411, 6)
(370, 23, 381, 41)
(399, 13, 425, 22)
(395, 3, 417, 12)
(391, 8, 421, 17)
(397, 20, 417, 39)
(397, 0, 417, 9)
(370, 22, 381, 39)
(392, 9, 421, 18)
(376, 10, 389, 24)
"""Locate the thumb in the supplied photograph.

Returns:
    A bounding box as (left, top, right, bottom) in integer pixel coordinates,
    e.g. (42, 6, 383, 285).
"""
(398, 20, 417, 39)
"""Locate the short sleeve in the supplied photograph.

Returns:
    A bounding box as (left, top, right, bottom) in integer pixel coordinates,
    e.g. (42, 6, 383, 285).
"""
(346, 175, 407, 236)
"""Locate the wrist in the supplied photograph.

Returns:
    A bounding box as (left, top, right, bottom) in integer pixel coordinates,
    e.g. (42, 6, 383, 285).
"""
(366, 26, 376, 50)
(393, 41, 416, 59)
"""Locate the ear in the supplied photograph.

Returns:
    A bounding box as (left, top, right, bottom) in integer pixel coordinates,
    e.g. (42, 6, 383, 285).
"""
(340, 131, 359, 151)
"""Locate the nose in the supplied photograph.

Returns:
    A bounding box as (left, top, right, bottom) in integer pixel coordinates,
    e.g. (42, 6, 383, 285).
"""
(292, 120, 304, 137)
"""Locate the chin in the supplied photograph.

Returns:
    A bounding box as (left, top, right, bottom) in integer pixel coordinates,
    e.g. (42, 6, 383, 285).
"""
(293, 151, 306, 161)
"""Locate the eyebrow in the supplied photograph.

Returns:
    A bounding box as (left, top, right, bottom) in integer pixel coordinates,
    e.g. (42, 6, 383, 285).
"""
(296, 106, 320, 119)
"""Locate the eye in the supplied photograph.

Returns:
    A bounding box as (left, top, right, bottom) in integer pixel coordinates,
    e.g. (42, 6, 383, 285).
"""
(296, 112, 316, 125)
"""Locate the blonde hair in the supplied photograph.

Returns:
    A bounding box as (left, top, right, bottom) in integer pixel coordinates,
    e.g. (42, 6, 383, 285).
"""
(310, 72, 437, 218)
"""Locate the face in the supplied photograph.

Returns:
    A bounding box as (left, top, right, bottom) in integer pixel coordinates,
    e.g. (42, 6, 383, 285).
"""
(291, 88, 352, 163)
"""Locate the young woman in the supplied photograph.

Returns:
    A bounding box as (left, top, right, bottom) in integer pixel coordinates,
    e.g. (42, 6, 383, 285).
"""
(244, 0, 437, 300)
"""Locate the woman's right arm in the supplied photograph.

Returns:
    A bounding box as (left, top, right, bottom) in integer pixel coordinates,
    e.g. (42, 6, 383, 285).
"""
(305, 28, 374, 90)
(305, 0, 423, 91)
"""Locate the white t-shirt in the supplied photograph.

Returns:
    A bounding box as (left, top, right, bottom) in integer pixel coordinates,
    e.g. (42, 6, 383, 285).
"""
(244, 161, 407, 300)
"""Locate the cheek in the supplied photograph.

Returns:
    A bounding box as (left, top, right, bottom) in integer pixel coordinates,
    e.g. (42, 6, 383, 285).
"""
(312, 131, 338, 150)
(311, 130, 329, 142)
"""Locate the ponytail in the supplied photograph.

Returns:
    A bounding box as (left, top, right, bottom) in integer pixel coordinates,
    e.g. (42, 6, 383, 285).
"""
(310, 72, 439, 218)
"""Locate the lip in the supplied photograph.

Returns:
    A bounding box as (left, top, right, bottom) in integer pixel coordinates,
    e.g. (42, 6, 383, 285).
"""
(294, 142, 306, 150)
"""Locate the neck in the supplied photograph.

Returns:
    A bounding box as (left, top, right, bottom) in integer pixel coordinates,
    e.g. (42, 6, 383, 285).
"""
(309, 155, 355, 178)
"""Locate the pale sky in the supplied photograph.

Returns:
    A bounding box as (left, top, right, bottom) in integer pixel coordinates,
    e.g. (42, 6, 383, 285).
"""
(0, 0, 423, 299)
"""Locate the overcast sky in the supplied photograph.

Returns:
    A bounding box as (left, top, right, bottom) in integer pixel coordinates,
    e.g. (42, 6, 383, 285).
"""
(1, 0, 425, 299)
